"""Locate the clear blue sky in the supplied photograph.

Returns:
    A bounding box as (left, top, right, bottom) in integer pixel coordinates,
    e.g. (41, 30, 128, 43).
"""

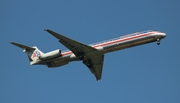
(1, 0, 180, 103)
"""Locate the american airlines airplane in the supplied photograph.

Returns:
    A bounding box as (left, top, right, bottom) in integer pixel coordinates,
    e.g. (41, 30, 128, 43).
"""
(11, 29, 166, 80)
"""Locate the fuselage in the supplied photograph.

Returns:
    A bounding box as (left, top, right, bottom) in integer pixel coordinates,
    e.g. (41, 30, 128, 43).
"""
(63, 30, 165, 57)
(38, 30, 166, 66)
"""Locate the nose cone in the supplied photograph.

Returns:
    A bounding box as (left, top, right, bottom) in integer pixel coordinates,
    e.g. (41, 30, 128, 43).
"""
(161, 33, 166, 38)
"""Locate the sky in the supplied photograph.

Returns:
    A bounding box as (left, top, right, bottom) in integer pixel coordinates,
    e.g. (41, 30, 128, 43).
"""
(1, 0, 180, 103)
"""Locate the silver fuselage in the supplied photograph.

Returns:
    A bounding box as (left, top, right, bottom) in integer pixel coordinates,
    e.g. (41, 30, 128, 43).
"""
(38, 30, 166, 65)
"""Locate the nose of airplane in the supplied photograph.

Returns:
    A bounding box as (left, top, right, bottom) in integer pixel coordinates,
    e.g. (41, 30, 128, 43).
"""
(162, 33, 166, 38)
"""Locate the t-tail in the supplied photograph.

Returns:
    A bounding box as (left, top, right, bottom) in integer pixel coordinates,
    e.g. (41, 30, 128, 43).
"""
(10, 42, 44, 65)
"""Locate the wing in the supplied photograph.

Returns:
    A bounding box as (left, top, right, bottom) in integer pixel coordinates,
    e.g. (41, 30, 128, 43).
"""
(83, 55, 104, 81)
(44, 29, 96, 59)
(45, 29, 104, 80)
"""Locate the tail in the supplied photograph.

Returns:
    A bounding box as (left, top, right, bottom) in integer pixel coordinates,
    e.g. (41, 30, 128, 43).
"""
(10, 42, 44, 65)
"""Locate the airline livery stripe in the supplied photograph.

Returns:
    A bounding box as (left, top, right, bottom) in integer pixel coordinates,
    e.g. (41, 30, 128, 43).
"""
(93, 33, 150, 47)
(61, 33, 152, 56)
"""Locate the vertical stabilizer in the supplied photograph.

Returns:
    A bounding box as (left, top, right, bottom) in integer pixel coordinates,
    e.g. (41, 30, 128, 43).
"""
(10, 42, 44, 65)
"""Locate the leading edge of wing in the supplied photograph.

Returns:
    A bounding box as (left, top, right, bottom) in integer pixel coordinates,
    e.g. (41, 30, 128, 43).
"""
(44, 28, 84, 45)
(44, 29, 65, 41)
(44, 29, 96, 56)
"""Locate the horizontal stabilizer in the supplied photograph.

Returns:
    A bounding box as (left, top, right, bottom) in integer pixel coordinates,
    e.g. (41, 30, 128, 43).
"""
(10, 42, 35, 50)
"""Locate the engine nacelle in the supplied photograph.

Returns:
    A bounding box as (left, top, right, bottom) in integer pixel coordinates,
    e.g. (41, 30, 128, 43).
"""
(47, 61, 69, 68)
(39, 49, 61, 60)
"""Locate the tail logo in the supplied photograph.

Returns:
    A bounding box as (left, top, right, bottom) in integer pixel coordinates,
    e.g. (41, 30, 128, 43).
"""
(32, 51, 41, 58)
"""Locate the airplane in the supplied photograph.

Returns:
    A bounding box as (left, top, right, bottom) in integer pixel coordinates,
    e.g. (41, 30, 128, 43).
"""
(11, 29, 166, 81)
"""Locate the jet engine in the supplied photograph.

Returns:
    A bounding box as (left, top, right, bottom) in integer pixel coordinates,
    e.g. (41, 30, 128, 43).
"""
(47, 61, 69, 68)
(39, 49, 61, 60)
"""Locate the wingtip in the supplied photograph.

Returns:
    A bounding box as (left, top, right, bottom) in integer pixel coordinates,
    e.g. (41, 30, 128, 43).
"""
(44, 28, 48, 31)
(44, 28, 52, 33)
(10, 42, 16, 45)
(97, 79, 101, 81)
(96, 77, 101, 81)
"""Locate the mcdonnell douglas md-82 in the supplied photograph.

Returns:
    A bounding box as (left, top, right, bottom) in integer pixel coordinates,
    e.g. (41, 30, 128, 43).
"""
(11, 29, 166, 80)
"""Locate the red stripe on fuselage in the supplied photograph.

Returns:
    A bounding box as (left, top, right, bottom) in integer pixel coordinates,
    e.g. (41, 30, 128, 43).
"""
(61, 33, 152, 56)
(93, 33, 150, 47)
